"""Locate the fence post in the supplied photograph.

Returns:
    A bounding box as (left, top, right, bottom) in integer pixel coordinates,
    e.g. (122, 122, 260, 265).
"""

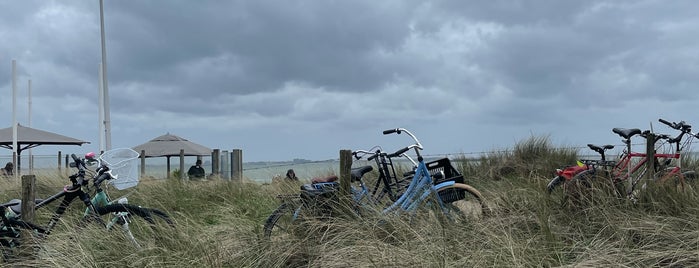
(231, 149, 243, 180)
(179, 149, 186, 180)
(645, 132, 656, 187)
(222, 150, 230, 180)
(57, 151, 62, 173)
(339, 149, 352, 209)
(140, 150, 146, 177)
(21, 175, 36, 222)
(20, 174, 36, 259)
(65, 155, 69, 169)
(212, 149, 220, 177)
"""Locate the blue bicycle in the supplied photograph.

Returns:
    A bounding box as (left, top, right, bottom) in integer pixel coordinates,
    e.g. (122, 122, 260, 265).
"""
(263, 128, 486, 239)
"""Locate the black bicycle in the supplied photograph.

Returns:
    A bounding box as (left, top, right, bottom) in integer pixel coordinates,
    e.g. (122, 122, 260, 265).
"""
(0, 150, 173, 261)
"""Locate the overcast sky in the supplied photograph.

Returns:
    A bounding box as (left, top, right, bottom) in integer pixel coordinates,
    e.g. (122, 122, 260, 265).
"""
(1, 1, 698, 162)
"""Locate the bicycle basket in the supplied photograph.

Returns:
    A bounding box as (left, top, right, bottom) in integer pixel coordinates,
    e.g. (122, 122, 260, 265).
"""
(99, 148, 140, 190)
(426, 158, 466, 203)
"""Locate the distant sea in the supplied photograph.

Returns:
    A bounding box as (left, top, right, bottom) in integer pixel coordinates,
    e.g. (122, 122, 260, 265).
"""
(6, 152, 699, 183)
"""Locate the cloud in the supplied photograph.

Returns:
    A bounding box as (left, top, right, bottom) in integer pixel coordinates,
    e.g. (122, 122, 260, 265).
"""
(2, 0, 699, 162)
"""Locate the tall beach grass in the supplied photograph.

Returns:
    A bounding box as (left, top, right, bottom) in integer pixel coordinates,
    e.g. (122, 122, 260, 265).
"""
(0, 136, 697, 267)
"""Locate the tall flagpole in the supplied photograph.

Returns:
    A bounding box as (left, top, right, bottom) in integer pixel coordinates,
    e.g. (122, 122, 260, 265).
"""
(98, 63, 105, 153)
(11, 60, 18, 179)
(99, 0, 112, 150)
(28, 79, 32, 173)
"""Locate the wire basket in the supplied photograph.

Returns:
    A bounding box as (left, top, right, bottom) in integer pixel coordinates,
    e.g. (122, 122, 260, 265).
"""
(99, 148, 140, 190)
(425, 158, 466, 203)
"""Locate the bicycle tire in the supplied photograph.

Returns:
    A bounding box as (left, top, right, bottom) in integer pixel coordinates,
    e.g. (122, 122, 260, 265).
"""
(263, 203, 297, 240)
(435, 183, 487, 219)
(0, 218, 47, 262)
(654, 168, 697, 191)
(88, 204, 175, 248)
(546, 176, 564, 194)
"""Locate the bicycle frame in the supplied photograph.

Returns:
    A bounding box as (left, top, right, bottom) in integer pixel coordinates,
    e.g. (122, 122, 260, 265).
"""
(612, 149, 681, 194)
(1, 183, 103, 235)
(1, 153, 131, 236)
(379, 128, 452, 216)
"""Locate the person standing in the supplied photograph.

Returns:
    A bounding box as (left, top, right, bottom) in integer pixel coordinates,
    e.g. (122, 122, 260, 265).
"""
(187, 159, 205, 179)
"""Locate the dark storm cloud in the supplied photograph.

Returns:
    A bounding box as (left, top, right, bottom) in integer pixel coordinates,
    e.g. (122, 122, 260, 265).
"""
(102, 1, 412, 96)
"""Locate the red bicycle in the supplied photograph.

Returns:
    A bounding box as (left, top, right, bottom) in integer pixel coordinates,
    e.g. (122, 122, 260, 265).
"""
(547, 118, 697, 197)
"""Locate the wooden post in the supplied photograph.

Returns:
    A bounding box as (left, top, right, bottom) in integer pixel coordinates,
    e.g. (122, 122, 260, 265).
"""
(166, 156, 171, 179)
(222, 150, 230, 180)
(65, 155, 69, 169)
(339, 149, 352, 203)
(212, 149, 220, 177)
(57, 151, 62, 172)
(20, 174, 36, 259)
(29, 155, 33, 174)
(231, 149, 243, 180)
(179, 149, 186, 180)
(140, 150, 146, 177)
(21, 175, 36, 222)
(645, 132, 656, 186)
(338, 149, 354, 217)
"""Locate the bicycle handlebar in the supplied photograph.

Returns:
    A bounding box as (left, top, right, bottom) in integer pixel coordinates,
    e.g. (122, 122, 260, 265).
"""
(68, 153, 114, 190)
(659, 118, 674, 128)
(383, 129, 400, 135)
(387, 147, 410, 158)
(382, 127, 424, 151)
(658, 118, 699, 139)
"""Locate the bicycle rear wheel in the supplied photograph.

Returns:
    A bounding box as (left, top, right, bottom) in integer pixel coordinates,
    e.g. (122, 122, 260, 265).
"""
(436, 183, 487, 220)
(0, 218, 46, 262)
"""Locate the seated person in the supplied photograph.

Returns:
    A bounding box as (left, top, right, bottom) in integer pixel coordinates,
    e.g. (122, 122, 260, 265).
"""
(285, 169, 299, 181)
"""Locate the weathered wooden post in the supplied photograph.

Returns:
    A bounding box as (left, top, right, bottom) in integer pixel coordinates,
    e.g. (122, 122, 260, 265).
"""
(166, 156, 171, 179)
(57, 151, 62, 173)
(222, 150, 230, 180)
(645, 132, 656, 186)
(339, 149, 352, 211)
(140, 149, 146, 177)
(20, 174, 36, 259)
(212, 149, 220, 177)
(21, 175, 36, 222)
(231, 149, 243, 180)
(179, 149, 186, 180)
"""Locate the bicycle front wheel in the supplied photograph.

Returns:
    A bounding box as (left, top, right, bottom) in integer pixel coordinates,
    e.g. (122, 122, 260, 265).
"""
(263, 203, 300, 240)
(436, 183, 487, 220)
(89, 204, 174, 248)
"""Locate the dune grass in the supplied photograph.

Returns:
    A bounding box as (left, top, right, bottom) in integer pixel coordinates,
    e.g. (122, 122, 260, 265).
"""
(0, 136, 697, 267)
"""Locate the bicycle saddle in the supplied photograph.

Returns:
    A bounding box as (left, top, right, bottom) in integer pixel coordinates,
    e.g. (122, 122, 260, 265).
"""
(3, 198, 45, 215)
(587, 144, 614, 154)
(612, 128, 642, 140)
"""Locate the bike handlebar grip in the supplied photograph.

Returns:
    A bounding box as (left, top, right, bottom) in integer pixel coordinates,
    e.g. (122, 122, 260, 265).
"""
(658, 118, 674, 128)
(367, 154, 378, 161)
(388, 147, 410, 158)
(94, 173, 110, 187)
(383, 129, 398, 135)
(71, 153, 80, 163)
